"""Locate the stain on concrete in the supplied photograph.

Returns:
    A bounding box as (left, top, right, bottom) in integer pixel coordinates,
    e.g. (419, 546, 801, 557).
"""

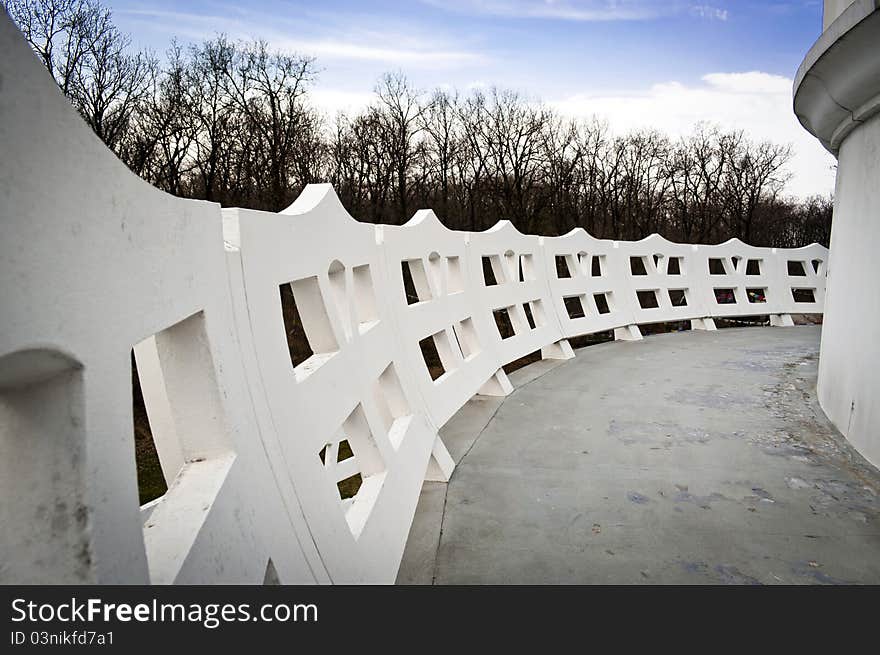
(790, 561, 852, 585)
(673, 485, 729, 509)
(609, 419, 721, 448)
(744, 487, 775, 504)
(665, 385, 759, 410)
(627, 492, 650, 504)
(680, 560, 709, 575)
(714, 564, 762, 585)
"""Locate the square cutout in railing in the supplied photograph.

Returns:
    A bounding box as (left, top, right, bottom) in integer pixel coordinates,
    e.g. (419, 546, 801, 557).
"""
(401, 261, 420, 305)
(592, 255, 604, 277)
(792, 288, 816, 303)
(746, 259, 762, 275)
(279, 279, 339, 380)
(493, 307, 517, 339)
(556, 255, 572, 279)
(279, 282, 314, 368)
(372, 362, 411, 450)
(320, 404, 387, 538)
(667, 257, 682, 275)
(131, 349, 166, 506)
(523, 302, 537, 329)
(594, 292, 612, 315)
(353, 264, 379, 332)
(431, 328, 460, 374)
(419, 335, 445, 381)
(523, 298, 547, 329)
(453, 318, 481, 359)
(483, 256, 502, 286)
(630, 256, 648, 276)
(636, 290, 659, 309)
(401, 259, 433, 303)
(519, 254, 536, 282)
(668, 289, 688, 307)
(714, 288, 737, 304)
(563, 295, 587, 319)
(787, 261, 807, 276)
(130, 311, 236, 582)
(747, 288, 767, 303)
(709, 258, 727, 275)
(318, 439, 359, 500)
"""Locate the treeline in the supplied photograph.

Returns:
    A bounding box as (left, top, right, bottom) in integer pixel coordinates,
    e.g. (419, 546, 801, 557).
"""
(7, 0, 833, 247)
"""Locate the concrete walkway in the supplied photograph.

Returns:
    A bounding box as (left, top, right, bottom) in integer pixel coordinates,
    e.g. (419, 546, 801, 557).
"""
(397, 326, 880, 584)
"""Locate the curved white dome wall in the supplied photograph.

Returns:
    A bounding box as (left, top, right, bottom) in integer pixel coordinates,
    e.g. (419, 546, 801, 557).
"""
(0, 12, 828, 583)
(794, 1, 880, 468)
(824, 0, 859, 27)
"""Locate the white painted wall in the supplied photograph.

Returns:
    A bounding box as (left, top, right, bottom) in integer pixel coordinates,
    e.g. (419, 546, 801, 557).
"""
(795, 2, 880, 469)
(824, 0, 855, 29)
(0, 12, 830, 583)
(817, 112, 880, 468)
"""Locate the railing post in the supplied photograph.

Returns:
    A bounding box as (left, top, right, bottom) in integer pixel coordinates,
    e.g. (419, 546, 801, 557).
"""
(691, 318, 717, 331)
(770, 313, 795, 327)
(614, 325, 644, 341)
(542, 339, 575, 360)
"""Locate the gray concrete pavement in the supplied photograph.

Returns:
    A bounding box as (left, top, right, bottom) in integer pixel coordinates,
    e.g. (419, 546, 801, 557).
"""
(397, 326, 880, 584)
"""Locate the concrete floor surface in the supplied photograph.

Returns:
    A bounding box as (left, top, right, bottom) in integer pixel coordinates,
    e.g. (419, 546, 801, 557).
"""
(397, 326, 880, 584)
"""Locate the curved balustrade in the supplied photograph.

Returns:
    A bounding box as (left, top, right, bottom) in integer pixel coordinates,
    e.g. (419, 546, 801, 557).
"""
(0, 13, 828, 584)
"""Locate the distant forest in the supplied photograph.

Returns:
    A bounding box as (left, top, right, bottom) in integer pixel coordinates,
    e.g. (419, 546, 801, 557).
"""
(6, 0, 833, 246)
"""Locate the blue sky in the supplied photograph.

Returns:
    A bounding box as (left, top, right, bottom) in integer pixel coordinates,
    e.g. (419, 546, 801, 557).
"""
(106, 0, 835, 197)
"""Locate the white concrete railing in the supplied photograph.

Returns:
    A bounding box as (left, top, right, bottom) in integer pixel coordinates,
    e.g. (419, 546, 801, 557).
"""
(0, 14, 828, 584)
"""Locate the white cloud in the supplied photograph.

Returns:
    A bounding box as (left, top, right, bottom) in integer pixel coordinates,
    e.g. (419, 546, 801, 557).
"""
(270, 38, 486, 67)
(309, 88, 373, 117)
(422, 1, 729, 21)
(120, 8, 487, 69)
(702, 71, 789, 94)
(422, 0, 669, 20)
(120, 8, 250, 39)
(550, 71, 836, 198)
(689, 4, 729, 21)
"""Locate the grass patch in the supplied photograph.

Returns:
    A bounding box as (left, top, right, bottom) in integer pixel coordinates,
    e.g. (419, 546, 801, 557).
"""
(132, 352, 167, 505)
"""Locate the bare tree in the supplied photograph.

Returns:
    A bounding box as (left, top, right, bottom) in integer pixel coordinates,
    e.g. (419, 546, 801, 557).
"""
(374, 72, 426, 222)
(420, 89, 460, 220)
(721, 135, 792, 242)
(7, 0, 828, 246)
(222, 39, 317, 210)
(7, 0, 155, 152)
(183, 36, 238, 202)
(6, 0, 110, 93)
